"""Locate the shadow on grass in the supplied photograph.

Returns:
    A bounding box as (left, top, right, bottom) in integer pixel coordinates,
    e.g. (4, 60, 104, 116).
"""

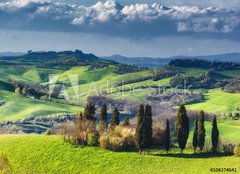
(151, 152, 231, 159)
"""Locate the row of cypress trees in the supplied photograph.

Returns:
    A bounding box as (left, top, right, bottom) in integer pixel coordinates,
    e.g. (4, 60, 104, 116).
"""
(192, 110, 219, 153)
(135, 103, 220, 154)
(174, 104, 219, 153)
(88, 102, 219, 154)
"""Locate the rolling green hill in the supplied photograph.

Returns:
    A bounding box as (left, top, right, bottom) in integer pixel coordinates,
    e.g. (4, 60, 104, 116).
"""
(0, 52, 239, 123)
(186, 89, 240, 114)
(0, 135, 239, 174)
(0, 64, 239, 120)
(189, 121, 240, 144)
(0, 90, 82, 121)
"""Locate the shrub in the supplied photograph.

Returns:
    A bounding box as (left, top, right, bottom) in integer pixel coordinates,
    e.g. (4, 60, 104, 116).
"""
(109, 136, 123, 151)
(87, 133, 98, 146)
(99, 126, 135, 151)
(220, 143, 235, 155)
(234, 144, 240, 157)
(99, 133, 110, 149)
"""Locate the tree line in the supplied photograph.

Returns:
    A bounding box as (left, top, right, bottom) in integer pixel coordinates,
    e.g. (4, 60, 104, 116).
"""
(169, 58, 240, 70)
(63, 102, 219, 154)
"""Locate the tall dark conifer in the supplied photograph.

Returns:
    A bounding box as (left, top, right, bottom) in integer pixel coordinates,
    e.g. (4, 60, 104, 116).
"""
(135, 104, 145, 153)
(145, 105, 153, 147)
(99, 103, 108, 132)
(211, 116, 219, 153)
(110, 108, 120, 129)
(175, 104, 189, 153)
(198, 110, 205, 153)
(192, 116, 198, 153)
(83, 102, 96, 121)
(165, 119, 170, 153)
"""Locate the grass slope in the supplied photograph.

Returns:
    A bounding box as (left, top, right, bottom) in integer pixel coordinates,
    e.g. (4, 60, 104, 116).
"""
(0, 65, 63, 84)
(186, 89, 240, 114)
(189, 121, 240, 144)
(0, 135, 239, 174)
(0, 90, 82, 121)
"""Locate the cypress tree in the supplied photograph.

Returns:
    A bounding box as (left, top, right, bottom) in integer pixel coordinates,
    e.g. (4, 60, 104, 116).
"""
(145, 105, 153, 147)
(192, 115, 198, 153)
(165, 119, 170, 153)
(198, 110, 206, 153)
(175, 104, 189, 153)
(110, 108, 120, 129)
(99, 103, 108, 132)
(83, 102, 96, 121)
(135, 104, 145, 153)
(211, 116, 219, 153)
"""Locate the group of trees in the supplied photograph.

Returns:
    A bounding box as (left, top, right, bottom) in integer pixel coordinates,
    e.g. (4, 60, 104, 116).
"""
(223, 78, 240, 93)
(192, 110, 206, 153)
(114, 64, 147, 74)
(170, 72, 216, 89)
(135, 104, 153, 153)
(64, 102, 220, 154)
(192, 111, 220, 153)
(135, 104, 219, 154)
(72, 102, 130, 145)
(175, 105, 219, 153)
(169, 58, 240, 70)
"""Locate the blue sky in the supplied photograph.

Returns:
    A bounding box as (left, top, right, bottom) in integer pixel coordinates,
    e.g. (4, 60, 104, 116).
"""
(0, 0, 240, 57)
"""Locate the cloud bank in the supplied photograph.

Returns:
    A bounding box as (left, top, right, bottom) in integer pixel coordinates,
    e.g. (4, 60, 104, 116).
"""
(1, 0, 240, 39)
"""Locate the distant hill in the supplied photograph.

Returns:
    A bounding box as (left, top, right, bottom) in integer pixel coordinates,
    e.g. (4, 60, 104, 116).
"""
(0, 50, 99, 63)
(0, 50, 145, 74)
(1, 51, 240, 68)
(0, 52, 24, 57)
(174, 53, 240, 63)
(102, 53, 240, 68)
(101, 55, 170, 68)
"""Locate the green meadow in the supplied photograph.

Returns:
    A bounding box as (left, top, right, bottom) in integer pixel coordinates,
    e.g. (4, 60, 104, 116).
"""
(189, 121, 240, 144)
(0, 135, 239, 174)
(0, 90, 82, 121)
(186, 89, 240, 114)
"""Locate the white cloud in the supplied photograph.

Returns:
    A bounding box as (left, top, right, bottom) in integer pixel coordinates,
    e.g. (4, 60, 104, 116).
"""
(0, 0, 239, 39)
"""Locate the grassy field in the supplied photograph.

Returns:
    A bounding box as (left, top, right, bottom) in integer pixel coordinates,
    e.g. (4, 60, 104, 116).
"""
(0, 90, 82, 121)
(0, 65, 63, 84)
(186, 89, 240, 114)
(0, 135, 239, 174)
(189, 121, 240, 144)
